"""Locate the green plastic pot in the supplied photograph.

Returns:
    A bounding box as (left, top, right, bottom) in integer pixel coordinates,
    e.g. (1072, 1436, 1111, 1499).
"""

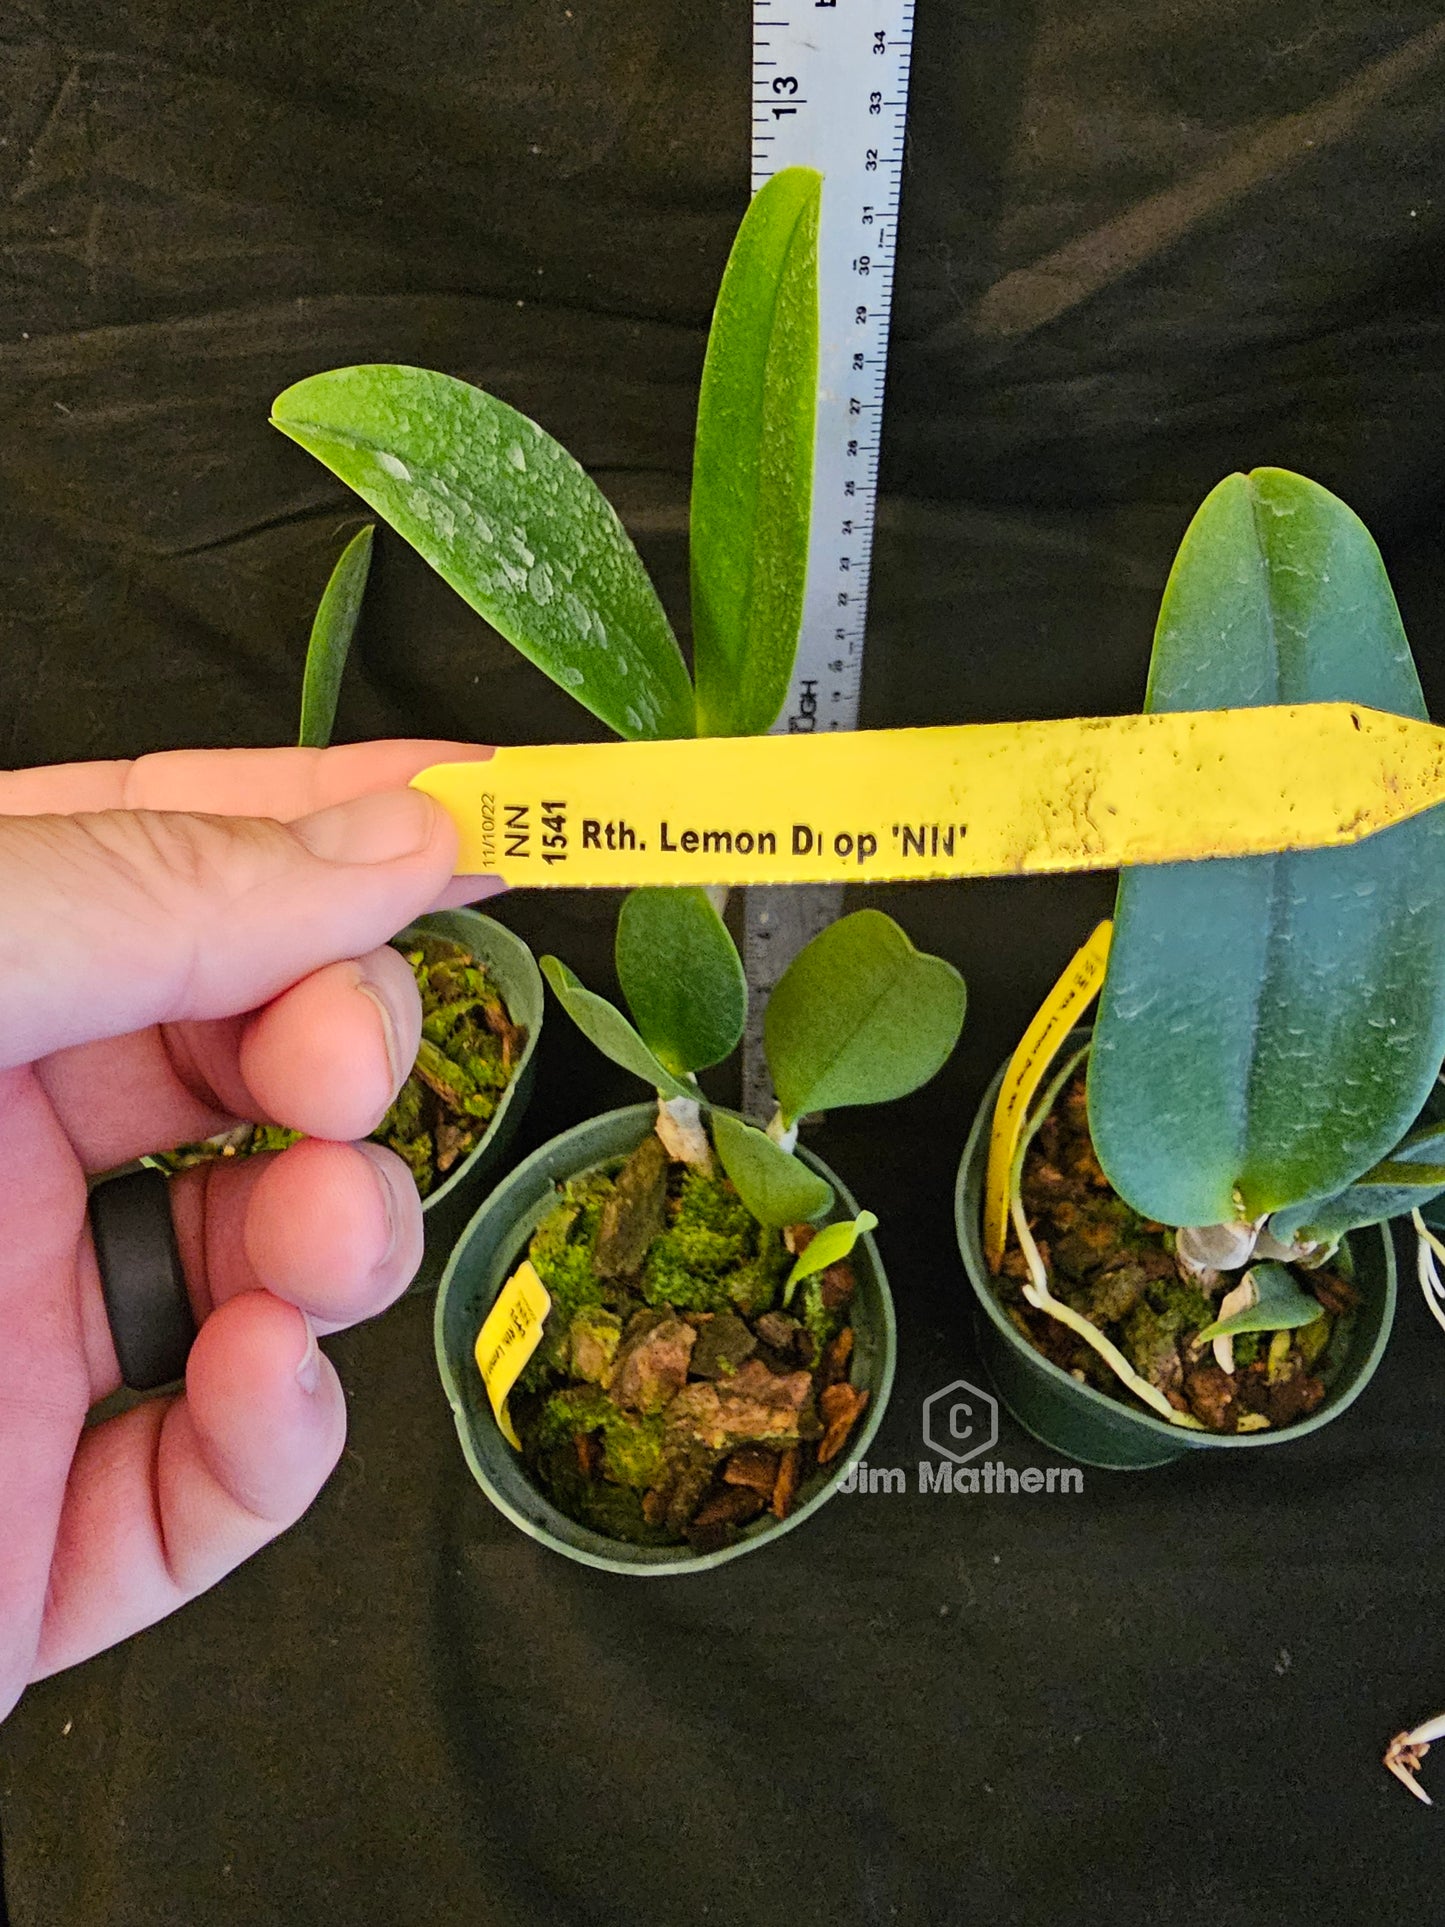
(435, 1103, 896, 1573)
(955, 1031, 1397, 1470)
(396, 909, 543, 1294)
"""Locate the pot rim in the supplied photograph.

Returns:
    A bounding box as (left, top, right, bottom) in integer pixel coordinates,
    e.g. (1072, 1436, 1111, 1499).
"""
(955, 1030, 1398, 1450)
(394, 909, 543, 1217)
(435, 1101, 897, 1573)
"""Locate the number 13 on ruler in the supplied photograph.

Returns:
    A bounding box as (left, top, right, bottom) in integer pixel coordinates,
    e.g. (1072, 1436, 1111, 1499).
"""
(752, 0, 915, 736)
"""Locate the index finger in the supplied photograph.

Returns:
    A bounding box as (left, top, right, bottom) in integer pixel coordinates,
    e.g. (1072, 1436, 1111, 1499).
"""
(0, 740, 493, 821)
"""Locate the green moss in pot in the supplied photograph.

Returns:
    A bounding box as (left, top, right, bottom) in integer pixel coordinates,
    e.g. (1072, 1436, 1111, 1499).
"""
(958, 1031, 1398, 1470)
(438, 891, 963, 1569)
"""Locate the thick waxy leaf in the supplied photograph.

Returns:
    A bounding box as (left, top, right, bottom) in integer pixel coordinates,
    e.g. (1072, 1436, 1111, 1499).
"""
(298, 524, 373, 749)
(690, 167, 820, 737)
(711, 1112, 833, 1227)
(1268, 1117, 1445, 1244)
(1196, 1263, 1325, 1342)
(273, 366, 694, 742)
(783, 1211, 878, 1305)
(614, 887, 746, 1076)
(1090, 469, 1445, 1226)
(764, 910, 966, 1127)
(539, 957, 691, 1100)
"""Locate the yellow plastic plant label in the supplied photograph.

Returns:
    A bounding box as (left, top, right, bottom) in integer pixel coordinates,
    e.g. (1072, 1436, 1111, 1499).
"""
(412, 705, 1445, 889)
(473, 1260, 552, 1450)
(982, 921, 1113, 1273)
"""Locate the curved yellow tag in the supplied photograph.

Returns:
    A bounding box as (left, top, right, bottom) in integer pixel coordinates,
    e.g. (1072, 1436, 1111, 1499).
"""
(474, 1260, 551, 1450)
(413, 706, 1445, 889)
(982, 922, 1113, 1272)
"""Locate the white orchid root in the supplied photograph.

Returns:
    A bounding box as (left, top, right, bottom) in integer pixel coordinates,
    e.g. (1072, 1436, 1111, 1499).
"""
(1007, 1046, 1203, 1430)
(1211, 1276, 1257, 1375)
(1385, 1710, 1445, 1805)
(1410, 1210, 1445, 1339)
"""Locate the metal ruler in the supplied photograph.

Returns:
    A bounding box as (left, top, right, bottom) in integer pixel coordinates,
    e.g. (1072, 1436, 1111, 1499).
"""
(742, 0, 917, 1117)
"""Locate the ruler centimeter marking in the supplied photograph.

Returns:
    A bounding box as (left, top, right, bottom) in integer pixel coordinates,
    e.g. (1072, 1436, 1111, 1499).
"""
(742, 0, 916, 1118)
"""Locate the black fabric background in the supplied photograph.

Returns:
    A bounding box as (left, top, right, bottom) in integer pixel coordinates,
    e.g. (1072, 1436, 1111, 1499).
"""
(3, 2, 1445, 1921)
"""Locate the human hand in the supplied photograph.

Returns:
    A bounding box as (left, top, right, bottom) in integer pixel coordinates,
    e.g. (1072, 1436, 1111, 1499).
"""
(0, 740, 498, 1720)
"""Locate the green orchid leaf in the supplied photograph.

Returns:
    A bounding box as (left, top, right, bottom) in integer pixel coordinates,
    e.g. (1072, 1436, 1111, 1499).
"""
(539, 956, 692, 1099)
(783, 1210, 877, 1306)
(1089, 469, 1445, 1226)
(298, 524, 374, 749)
(690, 167, 820, 737)
(1267, 1117, 1445, 1244)
(1197, 1263, 1325, 1343)
(711, 1111, 833, 1227)
(272, 365, 694, 742)
(1360, 1158, 1445, 1187)
(614, 887, 746, 1076)
(764, 910, 966, 1127)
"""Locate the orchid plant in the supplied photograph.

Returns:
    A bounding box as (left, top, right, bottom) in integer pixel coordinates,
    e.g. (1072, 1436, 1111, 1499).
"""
(270, 165, 825, 748)
(544, 891, 964, 1270)
(1011, 469, 1445, 1424)
(271, 166, 964, 1248)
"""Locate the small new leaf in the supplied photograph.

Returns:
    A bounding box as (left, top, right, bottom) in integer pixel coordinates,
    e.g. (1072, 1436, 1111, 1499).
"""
(272, 365, 695, 742)
(615, 887, 746, 1076)
(691, 167, 821, 737)
(539, 956, 692, 1100)
(783, 1210, 877, 1306)
(1196, 1263, 1324, 1343)
(298, 524, 374, 749)
(711, 1111, 833, 1227)
(765, 910, 966, 1127)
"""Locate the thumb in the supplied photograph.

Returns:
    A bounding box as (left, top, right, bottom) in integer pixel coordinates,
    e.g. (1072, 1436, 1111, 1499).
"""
(0, 788, 460, 1068)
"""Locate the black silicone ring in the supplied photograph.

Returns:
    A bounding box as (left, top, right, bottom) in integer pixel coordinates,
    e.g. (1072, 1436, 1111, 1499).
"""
(90, 1167, 197, 1391)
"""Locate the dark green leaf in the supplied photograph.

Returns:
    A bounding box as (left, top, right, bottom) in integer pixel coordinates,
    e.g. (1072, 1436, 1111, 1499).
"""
(1090, 469, 1445, 1225)
(711, 1112, 833, 1227)
(1268, 1117, 1445, 1243)
(1197, 1263, 1325, 1342)
(690, 168, 820, 737)
(614, 887, 746, 1077)
(298, 524, 374, 749)
(764, 910, 966, 1127)
(273, 366, 694, 742)
(539, 956, 691, 1099)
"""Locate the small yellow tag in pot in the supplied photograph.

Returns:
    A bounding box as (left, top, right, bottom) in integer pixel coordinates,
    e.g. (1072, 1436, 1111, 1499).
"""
(474, 1260, 552, 1450)
(982, 921, 1113, 1272)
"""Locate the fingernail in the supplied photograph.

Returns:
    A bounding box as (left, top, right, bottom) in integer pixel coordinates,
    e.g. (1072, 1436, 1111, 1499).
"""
(354, 1140, 403, 1268)
(296, 1313, 322, 1395)
(356, 977, 408, 1093)
(292, 788, 439, 865)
